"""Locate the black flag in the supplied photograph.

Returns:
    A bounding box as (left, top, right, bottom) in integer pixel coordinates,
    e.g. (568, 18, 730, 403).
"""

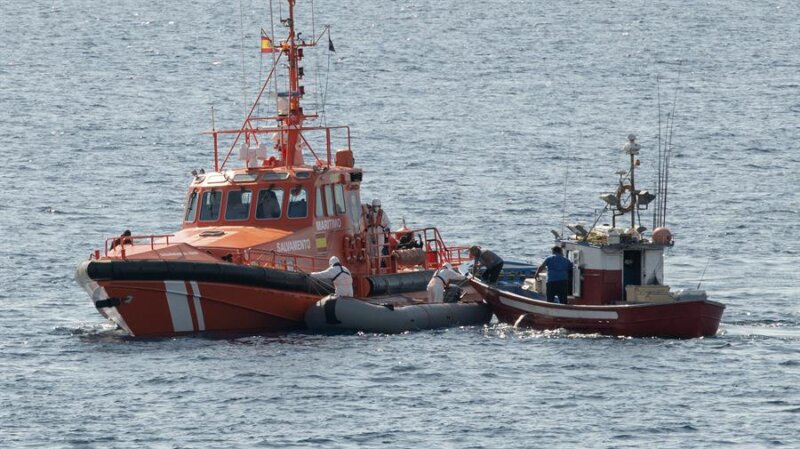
(328, 36, 335, 52)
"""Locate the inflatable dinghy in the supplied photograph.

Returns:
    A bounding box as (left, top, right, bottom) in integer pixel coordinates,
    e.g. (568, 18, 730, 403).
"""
(305, 295, 492, 333)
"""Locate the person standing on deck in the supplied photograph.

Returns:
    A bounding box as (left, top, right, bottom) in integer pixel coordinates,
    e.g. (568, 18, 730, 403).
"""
(363, 199, 391, 262)
(534, 246, 574, 304)
(426, 262, 466, 303)
(469, 246, 504, 284)
(310, 256, 353, 297)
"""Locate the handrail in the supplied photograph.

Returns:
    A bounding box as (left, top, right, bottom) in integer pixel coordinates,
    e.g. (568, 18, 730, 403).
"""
(94, 228, 471, 276)
(244, 247, 329, 273)
(394, 227, 472, 270)
(207, 124, 352, 169)
(102, 234, 174, 258)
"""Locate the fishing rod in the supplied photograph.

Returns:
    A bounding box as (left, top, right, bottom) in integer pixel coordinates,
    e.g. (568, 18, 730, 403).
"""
(661, 60, 683, 228)
(561, 163, 569, 240)
(655, 76, 663, 229)
(696, 252, 713, 290)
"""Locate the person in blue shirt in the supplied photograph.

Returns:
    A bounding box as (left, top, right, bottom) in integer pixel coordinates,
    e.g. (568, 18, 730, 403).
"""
(534, 246, 574, 303)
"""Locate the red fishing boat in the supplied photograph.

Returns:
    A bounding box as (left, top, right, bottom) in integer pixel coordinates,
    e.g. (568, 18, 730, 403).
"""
(75, 0, 497, 337)
(470, 135, 725, 338)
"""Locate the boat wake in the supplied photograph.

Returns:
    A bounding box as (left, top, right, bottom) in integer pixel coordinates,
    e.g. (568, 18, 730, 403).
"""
(54, 322, 131, 342)
(485, 323, 617, 340)
(719, 320, 800, 340)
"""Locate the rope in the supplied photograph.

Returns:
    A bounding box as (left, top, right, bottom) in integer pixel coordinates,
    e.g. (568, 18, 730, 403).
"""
(296, 265, 334, 296)
(238, 0, 248, 118)
(321, 30, 332, 127)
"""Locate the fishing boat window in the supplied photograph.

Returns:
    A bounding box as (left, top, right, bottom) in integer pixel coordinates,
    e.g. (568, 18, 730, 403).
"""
(256, 188, 283, 220)
(315, 187, 324, 217)
(225, 189, 252, 221)
(295, 172, 311, 179)
(324, 185, 335, 216)
(199, 190, 222, 221)
(334, 184, 346, 214)
(287, 186, 308, 218)
(184, 191, 199, 222)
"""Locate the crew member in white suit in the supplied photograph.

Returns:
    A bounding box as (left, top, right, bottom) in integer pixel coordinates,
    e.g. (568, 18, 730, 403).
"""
(310, 256, 353, 297)
(426, 262, 466, 303)
(363, 198, 391, 261)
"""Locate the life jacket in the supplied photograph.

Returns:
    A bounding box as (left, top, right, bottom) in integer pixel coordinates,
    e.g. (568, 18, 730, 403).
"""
(367, 208, 386, 230)
(331, 263, 351, 282)
(434, 270, 448, 287)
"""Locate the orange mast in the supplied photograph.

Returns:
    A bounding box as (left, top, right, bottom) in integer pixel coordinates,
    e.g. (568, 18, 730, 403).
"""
(281, 0, 303, 167)
(214, 0, 325, 171)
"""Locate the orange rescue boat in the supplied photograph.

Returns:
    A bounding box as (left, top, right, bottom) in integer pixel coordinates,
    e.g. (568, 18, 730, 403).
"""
(75, 0, 480, 337)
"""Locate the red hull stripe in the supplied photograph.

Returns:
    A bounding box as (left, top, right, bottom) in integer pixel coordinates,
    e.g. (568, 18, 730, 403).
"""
(165, 281, 194, 332)
(498, 295, 619, 320)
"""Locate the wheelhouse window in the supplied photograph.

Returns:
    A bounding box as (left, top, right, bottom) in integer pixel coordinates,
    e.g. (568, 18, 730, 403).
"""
(334, 184, 346, 215)
(287, 186, 308, 218)
(184, 191, 198, 222)
(225, 189, 252, 221)
(324, 185, 335, 217)
(347, 190, 361, 229)
(315, 186, 324, 218)
(256, 188, 283, 220)
(199, 190, 222, 221)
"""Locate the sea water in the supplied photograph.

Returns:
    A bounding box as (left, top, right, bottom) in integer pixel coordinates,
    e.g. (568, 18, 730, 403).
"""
(1, 0, 798, 447)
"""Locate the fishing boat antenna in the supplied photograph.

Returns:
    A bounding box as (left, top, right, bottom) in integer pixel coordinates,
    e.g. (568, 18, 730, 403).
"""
(660, 61, 683, 228)
(560, 163, 569, 239)
(654, 76, 663, 230)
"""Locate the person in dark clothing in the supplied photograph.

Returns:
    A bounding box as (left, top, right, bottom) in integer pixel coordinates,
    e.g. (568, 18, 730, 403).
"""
(257, 189, 281, 219)
(534, 245, 574, 304)
(396, 230, 421, 250)
(469, 245, 504, 284)
(110, 230, 133, 250)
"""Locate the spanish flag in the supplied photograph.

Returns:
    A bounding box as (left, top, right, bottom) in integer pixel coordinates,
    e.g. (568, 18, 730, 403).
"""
(261, 34, 275, 53)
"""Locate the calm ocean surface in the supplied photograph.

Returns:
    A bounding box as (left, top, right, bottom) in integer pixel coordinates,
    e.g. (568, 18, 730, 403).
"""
(1, 0, 798, 447)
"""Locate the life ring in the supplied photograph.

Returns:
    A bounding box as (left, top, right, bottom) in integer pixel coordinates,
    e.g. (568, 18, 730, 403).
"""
(615, 184, 636, 213)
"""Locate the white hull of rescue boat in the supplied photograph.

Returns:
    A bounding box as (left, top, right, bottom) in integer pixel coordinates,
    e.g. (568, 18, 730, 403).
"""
(304, 295, 492, 333)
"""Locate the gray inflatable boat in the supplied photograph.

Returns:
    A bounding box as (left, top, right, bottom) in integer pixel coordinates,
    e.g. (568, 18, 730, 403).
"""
(305, 295, 492, 333)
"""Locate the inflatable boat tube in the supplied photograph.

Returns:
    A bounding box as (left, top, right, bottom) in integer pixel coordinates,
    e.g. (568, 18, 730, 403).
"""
(82, 259, 333, 295)
(367, 270, 434, 296)
(305, 295, 492, 333)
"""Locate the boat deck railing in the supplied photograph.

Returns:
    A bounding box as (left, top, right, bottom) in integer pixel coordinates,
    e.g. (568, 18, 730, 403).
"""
(92, 229, 473, 276)
(419, 227, 471, 269)
(243, 247, 329, 273)
(353, 227, 473, 275)
(210, 123, 353, 171)
(94, 234, 175, 259)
